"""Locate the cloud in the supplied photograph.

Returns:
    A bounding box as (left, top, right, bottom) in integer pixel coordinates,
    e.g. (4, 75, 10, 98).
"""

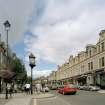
(0, 0, 35, 46)
(25, 0, 105, 65)
(27, 68, 52, 78)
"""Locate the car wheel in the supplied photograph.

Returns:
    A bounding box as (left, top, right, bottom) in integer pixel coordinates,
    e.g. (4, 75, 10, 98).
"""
(73, 92, 76, 95)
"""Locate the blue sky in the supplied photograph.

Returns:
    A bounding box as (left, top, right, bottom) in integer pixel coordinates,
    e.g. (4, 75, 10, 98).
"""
(0, 0, 105, 78)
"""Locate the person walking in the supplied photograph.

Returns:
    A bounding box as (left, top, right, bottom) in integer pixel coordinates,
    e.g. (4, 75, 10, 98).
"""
(24, 83, 31, 94)
(7, 84, 13, 98)
(36, 83, 42, 94)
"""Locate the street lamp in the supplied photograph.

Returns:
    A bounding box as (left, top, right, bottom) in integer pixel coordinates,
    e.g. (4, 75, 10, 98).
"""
(3, 20, 11, 99)
(29, 53, 36, 94)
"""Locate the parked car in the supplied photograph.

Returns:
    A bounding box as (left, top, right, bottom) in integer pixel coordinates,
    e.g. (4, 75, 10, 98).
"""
(79, 85, 100, 91)
(57, 84, 77, 95)
(79, 85, 87, 90)
(83, 85, 90, 91)
(51, 85, 58, 90)
(57, 84, 64, 89)
(88, 85, 100, 91)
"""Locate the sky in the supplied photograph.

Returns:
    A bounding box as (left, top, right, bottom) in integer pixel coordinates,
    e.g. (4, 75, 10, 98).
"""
(0, 0, 105, 78)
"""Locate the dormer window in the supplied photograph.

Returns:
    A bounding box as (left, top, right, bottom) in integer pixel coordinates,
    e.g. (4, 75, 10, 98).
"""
(99, 30, 105, 41)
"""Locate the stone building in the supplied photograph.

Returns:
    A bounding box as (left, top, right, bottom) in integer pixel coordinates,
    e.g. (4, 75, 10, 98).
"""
(48, 30, 105, 88)
(0, 42, 7, 92)
(0, 41, 15, 92)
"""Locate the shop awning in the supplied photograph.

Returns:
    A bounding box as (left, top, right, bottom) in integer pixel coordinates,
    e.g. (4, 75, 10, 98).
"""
(0, 70, 14, 79)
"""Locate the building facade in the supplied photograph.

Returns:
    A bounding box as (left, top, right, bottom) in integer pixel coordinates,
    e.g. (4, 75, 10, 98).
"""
(48, 30, 105, 88)
(0, 42, 7, 92)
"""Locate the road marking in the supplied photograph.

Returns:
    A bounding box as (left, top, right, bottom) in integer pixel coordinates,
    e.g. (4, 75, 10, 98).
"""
(33, 99, 37, 105)
(37, 96, 57, 102)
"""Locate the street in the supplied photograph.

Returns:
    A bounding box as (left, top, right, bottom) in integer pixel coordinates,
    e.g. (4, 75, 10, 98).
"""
(37, 90, 105, 105)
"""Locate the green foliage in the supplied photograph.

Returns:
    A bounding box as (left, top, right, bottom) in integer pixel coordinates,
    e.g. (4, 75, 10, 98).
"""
(26, 76, 31, 83)
(10, 57, 27, 83)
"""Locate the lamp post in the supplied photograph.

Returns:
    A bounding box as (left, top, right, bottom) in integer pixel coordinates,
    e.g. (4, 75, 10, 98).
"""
(3, 20, 11, 99)
(29, 53, 35, 94)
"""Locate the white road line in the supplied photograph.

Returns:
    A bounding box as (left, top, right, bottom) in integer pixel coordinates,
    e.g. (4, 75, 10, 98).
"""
(33, 99, 37, 105)
(36, 96, 57, 102)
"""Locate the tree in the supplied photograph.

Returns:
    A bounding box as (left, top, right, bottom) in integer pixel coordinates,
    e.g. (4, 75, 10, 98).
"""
(10, 57, 27, 84)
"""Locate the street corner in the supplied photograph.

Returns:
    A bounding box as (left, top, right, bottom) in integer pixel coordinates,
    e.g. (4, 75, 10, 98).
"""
(33, 93, 56, 99)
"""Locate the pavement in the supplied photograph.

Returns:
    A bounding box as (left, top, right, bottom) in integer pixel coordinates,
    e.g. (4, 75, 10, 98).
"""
(0, 92, 55, 105)
(97, 90, 105, 93)
(1, 90, 105, 105)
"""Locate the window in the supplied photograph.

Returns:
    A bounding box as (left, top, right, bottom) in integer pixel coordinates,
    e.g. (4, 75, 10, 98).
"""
(99, 57, 105, 67)
(88, 62, 93, 70)
(89, 50, 91, 57)
(102, 57, 105, 67)
(101, 42, 104, 52)
(91, 62, 93, 70)
(99, 58, 101, 67)
(98, 45, 100, 53)
(88, 63, 91, 71)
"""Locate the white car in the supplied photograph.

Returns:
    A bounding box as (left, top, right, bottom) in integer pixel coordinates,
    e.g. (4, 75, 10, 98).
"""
(89, 86, 100, 91)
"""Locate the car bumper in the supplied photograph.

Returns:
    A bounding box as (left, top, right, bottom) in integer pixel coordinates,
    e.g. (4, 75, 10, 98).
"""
(64, 91, 77, 94)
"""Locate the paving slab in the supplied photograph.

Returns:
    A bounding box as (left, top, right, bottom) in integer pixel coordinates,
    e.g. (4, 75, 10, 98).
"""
(0, 93, 33, 105)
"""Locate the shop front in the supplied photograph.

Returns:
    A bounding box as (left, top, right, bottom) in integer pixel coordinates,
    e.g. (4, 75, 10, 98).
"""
(74, 75, 87, 86)
(95, 69, 105, 88)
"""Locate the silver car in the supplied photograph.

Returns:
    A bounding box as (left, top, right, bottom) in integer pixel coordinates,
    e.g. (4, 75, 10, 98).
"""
(89, 86, 100, 91)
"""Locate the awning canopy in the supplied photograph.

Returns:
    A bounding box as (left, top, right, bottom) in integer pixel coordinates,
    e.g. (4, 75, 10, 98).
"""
(0, 70, 14, 79)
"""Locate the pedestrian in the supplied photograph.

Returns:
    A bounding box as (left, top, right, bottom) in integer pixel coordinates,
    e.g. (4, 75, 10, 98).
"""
(36, 83, 42, 94)
(14, 84, 17, 93)
(24, 83, 31, 94)
(7, 84, 13, 98)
